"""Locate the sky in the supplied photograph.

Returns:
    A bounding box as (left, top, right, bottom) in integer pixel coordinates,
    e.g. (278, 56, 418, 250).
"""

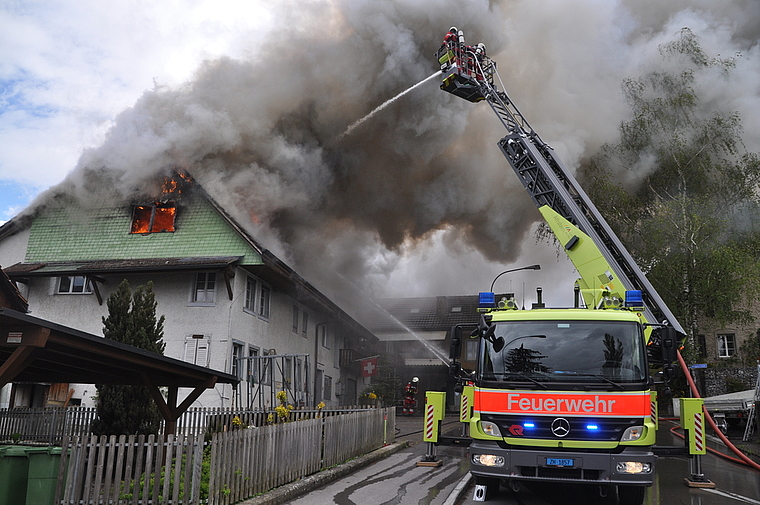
(2, 0, 760, 312)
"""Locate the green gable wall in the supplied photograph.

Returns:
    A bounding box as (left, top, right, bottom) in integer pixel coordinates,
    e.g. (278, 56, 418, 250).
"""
(25, 193, 263, 265)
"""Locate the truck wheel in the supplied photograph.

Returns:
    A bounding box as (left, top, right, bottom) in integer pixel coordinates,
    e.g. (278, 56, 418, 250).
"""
(617, 485, 645, 505)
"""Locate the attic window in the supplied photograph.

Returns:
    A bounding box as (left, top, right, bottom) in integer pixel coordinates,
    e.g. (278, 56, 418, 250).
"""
(131, 202, 176, 234)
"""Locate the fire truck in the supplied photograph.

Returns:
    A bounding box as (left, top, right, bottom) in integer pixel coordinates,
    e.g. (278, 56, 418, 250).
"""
(425, 28, 708, 504)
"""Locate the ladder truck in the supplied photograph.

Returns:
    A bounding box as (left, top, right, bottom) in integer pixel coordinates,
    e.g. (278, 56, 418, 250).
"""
(424, 28, 709, 504)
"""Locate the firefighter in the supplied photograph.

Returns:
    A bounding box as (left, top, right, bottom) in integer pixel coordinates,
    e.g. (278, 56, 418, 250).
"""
(443, 26, 458, 44)
(402, 377, 419, 416)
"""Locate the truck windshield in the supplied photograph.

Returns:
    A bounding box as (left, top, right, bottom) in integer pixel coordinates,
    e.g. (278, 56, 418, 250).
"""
(479, 320, 647, 386)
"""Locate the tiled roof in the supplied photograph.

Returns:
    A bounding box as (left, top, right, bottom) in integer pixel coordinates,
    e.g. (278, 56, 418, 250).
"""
(364, 293, 513, 333)
(24, 189, 262, 266)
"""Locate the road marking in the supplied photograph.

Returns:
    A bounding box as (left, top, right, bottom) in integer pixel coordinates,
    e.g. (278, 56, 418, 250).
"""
(703, 488, 760, 504)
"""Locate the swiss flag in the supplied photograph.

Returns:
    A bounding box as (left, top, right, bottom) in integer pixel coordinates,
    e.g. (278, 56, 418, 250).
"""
(360, 356, 378, 378)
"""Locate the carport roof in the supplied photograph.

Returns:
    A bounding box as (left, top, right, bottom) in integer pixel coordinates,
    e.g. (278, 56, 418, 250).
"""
(0, 308, 238, 389)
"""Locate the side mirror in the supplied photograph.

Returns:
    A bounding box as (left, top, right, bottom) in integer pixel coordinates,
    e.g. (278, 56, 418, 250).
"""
(660, 326, 680, 364)
(450, 325, 462, 360)
(483, 325, 504, 352)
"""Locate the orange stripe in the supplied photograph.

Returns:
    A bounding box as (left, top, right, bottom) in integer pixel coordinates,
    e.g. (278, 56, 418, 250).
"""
(474, 389, 650, 417)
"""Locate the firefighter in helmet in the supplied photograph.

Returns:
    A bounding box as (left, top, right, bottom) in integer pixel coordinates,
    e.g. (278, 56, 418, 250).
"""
(402, 377, 419, 416)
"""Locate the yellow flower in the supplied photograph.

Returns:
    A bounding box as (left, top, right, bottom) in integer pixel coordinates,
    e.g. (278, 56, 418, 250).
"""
(368, 392, 378, 400)
(276, 390, 288, 402)
(317, 402, 326, 410)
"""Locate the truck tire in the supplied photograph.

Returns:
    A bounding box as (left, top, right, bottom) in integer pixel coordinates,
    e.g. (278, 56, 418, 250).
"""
(617, 485, 645, 505)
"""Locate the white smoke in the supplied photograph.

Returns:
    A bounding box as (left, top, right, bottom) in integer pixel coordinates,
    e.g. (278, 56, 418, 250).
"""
(22, 0, 760, 315)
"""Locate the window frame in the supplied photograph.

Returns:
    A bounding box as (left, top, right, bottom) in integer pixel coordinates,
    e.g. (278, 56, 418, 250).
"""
(244, 276, 257, 314)
(292, 305, 299, 334)
(259, 284, 271, 319)
(231, 342, 244, 379)
(302, 312, 308, 338)
(57, 275, 93, 294)
(189, 272, 216, 306)
(717, 333, 736, 358)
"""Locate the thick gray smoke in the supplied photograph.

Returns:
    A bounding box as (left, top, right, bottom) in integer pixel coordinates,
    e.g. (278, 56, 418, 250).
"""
(30, 0, 760, 313)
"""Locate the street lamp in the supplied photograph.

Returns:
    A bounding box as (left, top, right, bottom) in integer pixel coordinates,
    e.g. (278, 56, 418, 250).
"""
(489, 264, 541, 293)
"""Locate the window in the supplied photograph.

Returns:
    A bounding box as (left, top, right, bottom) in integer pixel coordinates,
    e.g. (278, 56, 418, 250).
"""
(717, 333, 736, 358)
(247, 347, 258, 382)
(302, 312, 308, 338)
(259, 285, 270, 318)
(244, 276, 257, 313)
(183, 335, 209, 367)
(260, 349, 272, 385)
(130, 202, 176, 233)
(465, 339, 478, 361)
(292, 305, 299, 333)
(324, 375, 332, 400)
(191, 272, 216, 305)
(58, 276, 92, 294)
(317, 324, 328, 348)
(231, 343, 243, 378)
(295, 358, 302, 392)
(697, 334, 707, 360)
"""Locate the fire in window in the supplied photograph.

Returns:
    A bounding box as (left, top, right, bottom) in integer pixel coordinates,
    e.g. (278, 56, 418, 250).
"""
(131, 202, 177, 234)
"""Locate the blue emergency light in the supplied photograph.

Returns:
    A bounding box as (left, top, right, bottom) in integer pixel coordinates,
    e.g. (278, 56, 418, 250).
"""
(479, 292, 496, 309)
(624, 290, 644, 309)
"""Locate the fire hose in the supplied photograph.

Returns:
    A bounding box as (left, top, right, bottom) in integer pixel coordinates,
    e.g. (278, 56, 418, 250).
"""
(676, 350, 760, 472)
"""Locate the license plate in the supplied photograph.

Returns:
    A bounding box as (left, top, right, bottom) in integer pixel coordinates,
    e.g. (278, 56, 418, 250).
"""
(546, 458, 574, 467)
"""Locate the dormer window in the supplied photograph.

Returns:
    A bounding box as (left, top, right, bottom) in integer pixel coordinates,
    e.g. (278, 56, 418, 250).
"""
(58, 276, 92, 294)
(131, 202, 176, 234)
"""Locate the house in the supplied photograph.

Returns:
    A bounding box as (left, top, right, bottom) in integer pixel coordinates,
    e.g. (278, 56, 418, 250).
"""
(0, 172, 377, 410)
(364, 294, 512, 409)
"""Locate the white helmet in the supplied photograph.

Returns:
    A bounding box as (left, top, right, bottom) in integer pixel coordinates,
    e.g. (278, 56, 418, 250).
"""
(412, 377, 419, 383)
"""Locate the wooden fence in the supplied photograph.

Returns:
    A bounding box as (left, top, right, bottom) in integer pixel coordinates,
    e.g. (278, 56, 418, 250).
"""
(0, 405, 379, 443)
(54, 407, 395, 504)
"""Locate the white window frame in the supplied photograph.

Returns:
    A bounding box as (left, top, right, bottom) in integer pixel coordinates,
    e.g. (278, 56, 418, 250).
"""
(717, 333, 736, 358)
(324, 375, 332, 400)
(318, 324, 329, 349)
(231, 342, 244, 379)
(183, 334, 210, 367)
(57, 276, 93, 294)
(259, 284, 271, 319)
(244, 276, 257, 314)
(292, 305, 299, 334)
(190, 272, 216, 306)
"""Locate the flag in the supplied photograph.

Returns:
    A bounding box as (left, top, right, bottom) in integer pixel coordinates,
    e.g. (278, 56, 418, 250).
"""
(360, 356, 379, 378)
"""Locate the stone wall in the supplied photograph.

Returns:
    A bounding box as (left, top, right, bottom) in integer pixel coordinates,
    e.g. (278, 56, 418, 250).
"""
(700, 367, 758, 397)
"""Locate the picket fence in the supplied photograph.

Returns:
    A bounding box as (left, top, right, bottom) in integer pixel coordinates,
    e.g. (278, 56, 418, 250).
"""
(54, 408, 395, 505)
(0, 405, 378, 443)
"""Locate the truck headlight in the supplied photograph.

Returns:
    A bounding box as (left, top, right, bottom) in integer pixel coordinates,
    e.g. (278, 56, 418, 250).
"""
(480, 421, 502, 437)
(472, 454, 506, 467)
(621, 425, 644, 441)
(616, 461, 651, 474)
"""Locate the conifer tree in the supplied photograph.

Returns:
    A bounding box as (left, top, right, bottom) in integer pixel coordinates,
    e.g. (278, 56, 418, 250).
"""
(91, 279, 166, 436)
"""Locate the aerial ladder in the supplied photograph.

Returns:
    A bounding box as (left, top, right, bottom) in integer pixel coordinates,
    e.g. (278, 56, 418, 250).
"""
(422, 28, 722, 500)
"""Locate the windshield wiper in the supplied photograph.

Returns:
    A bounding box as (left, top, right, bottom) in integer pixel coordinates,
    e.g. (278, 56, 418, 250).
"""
(504, 372, 548, 389)
(575, 373, 625, 390)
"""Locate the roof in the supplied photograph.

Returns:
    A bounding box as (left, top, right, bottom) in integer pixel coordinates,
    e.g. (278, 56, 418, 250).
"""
(0, 308, 238, 388)
(0, 268, 27, 312)
(364, 294, 513, 334)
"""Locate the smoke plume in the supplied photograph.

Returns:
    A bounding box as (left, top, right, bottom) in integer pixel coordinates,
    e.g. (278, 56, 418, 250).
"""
(29, 0, 760, 312)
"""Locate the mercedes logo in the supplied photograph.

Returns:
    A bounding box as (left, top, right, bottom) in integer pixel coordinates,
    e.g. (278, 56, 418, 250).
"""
(551, 417, 571, 437)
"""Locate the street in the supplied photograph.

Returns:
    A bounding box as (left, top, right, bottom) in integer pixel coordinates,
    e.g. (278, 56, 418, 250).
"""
(285, 416, 760, 505)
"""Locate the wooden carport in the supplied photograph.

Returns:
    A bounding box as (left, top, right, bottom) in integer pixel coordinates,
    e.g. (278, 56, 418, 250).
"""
(0, 308, 238, 435)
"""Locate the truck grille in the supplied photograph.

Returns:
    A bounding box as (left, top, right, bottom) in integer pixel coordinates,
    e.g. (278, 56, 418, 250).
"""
(519, 466, 602, 481)
(484, 414, 641, 442)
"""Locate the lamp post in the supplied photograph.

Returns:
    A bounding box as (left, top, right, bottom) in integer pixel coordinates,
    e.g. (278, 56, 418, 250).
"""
(489, 264, 541, 293)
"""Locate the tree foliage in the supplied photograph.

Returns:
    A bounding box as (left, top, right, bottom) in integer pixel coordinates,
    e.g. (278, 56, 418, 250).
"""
(91, 279, 166, 436)
(583, 28, 760, 360)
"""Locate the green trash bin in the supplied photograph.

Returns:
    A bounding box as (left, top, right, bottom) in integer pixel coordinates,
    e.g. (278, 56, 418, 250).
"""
(0, 445, 30, 505)
(25, 447, 65, 505)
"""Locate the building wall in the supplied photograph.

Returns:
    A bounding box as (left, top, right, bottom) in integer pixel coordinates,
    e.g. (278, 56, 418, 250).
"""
(0, 226, 30, 269)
